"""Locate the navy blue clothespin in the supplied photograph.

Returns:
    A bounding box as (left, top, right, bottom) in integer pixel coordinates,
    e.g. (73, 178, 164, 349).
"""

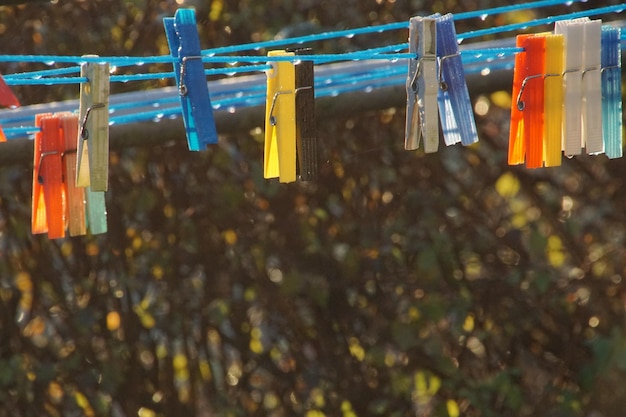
(405, 16, 439, 153)
(435, 13, 478, 147)
(163, 8, 218, 151)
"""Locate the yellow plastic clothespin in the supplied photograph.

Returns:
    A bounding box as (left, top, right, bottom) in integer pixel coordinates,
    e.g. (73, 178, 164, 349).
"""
(543, 34, 564, 167)
(264, 50, 297, 183)
(405, 16, 438, 152)
(76, 56, 110, 192)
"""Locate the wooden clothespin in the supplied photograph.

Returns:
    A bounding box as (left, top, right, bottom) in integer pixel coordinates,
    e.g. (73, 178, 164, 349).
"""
(405, 16, 438, 152)
(60, 113, 87, 236)
(601, 25, 622, 159)
(543, 34, 565, 167)
(435, 13, 478, 148)
(163, 8, 218, 151)
(32, 114, 65, 239)
(581, 19, 603, 155)
(264, 50, 297, 183)
(76, 56, 110, 192)
(61, 113, 107, 235)
(289, 48, 318, 181)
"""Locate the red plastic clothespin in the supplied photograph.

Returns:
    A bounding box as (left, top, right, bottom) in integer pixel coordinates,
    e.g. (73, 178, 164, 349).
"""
(0, 73, 19, 109)
(32, 114, 66, 239)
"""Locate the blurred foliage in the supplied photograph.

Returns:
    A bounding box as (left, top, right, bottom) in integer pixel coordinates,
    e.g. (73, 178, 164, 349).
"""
(0, 1, 625, 417)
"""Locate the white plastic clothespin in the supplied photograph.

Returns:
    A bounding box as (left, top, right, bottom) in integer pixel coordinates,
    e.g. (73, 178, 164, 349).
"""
(405, 16, 438, 152)
(76, 55, 110, 192)
(581, 19, 603, 155)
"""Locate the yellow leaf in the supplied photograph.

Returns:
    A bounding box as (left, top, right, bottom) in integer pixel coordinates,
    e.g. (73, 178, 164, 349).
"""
(447, 399, 460, 417)
(495, 172, 520, 199)
(463, 315, 474, 332)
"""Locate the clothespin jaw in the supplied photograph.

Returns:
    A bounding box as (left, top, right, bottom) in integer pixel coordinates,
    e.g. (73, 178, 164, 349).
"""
(288, 48, 318, 181)
(264, 50, 297, 183)
(405, 16, 438, 153)
(76, 57, 110, 192)
(163, 8, 218, 151)
(581, 19, 603, 155)
(601, 25, 622, 159)
(543, 34, 565, 167)
(436, 14, 478, 148)
(32, 114, 65, 239)
(555, 19, 586, 156)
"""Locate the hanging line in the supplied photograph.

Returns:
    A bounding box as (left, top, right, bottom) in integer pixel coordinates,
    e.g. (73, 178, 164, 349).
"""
(0, 0, 588, 68)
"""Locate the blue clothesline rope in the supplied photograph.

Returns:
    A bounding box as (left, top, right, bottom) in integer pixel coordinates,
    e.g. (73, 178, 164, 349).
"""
(0, 0, 623, 140)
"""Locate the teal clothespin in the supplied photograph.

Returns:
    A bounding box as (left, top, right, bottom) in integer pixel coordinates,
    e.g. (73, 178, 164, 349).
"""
(435, 13, 478, 147)
(163, 8, 218, 151)
(601, 25, 622, 159)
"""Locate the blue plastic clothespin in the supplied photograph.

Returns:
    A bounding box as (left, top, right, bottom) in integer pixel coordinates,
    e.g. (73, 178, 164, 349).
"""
(163, 8, 218, 151)
(435, 13, 478, 147)
(600, 25, 622, 159)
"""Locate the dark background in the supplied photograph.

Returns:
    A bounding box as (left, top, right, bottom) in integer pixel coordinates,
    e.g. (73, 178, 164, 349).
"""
(0, 1, 625, 416)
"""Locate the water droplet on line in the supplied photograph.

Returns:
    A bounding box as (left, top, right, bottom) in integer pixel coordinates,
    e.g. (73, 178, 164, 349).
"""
(480, 14, 488, 21)
(364, 86, 373, 93)
(344, 33, 355, 39)
(44, 61, 55, 66)
(228, 106, 236, 113)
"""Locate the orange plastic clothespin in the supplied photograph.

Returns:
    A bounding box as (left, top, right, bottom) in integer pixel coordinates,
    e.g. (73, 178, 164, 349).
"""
(32, 114, 66, 239)
(508, 34, 532, 165)
(520, 35, 547, 169)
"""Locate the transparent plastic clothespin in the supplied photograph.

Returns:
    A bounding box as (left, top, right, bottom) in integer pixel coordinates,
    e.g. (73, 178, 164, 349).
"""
(405, 15, 438, 152)
(581, 19, 603, 155)
(601, 25, 622, 159)
(435, 13, 478, 148)
(555, 18, 587, 156)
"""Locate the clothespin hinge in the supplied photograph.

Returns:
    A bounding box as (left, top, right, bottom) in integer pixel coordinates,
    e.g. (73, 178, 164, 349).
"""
(179, 55, 203, 96)
(268, 86, 313, 126)
(79, 103, 106, 140)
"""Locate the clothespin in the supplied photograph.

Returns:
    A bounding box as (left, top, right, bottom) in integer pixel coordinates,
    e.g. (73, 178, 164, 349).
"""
(264, 50, 297, 183)
(554, 19, 586, 156)
(435, 13, 478, 148)
(288, 48, 318, 181)
(405, 16, 438, 152)
(581, 19, 603, 155)
(32, 114, 65, 239)
(60, 114, 87, 236)
(508, 34, 532, 165)
(519, 34, 547, 169)
(0, 125, 6, 142)
(543, 34, 565, 167)
(163, 8, 218, 151)
(601, 25, 622, 159)
(0, 73, 19, 108)
(76, 57, 110, 192)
